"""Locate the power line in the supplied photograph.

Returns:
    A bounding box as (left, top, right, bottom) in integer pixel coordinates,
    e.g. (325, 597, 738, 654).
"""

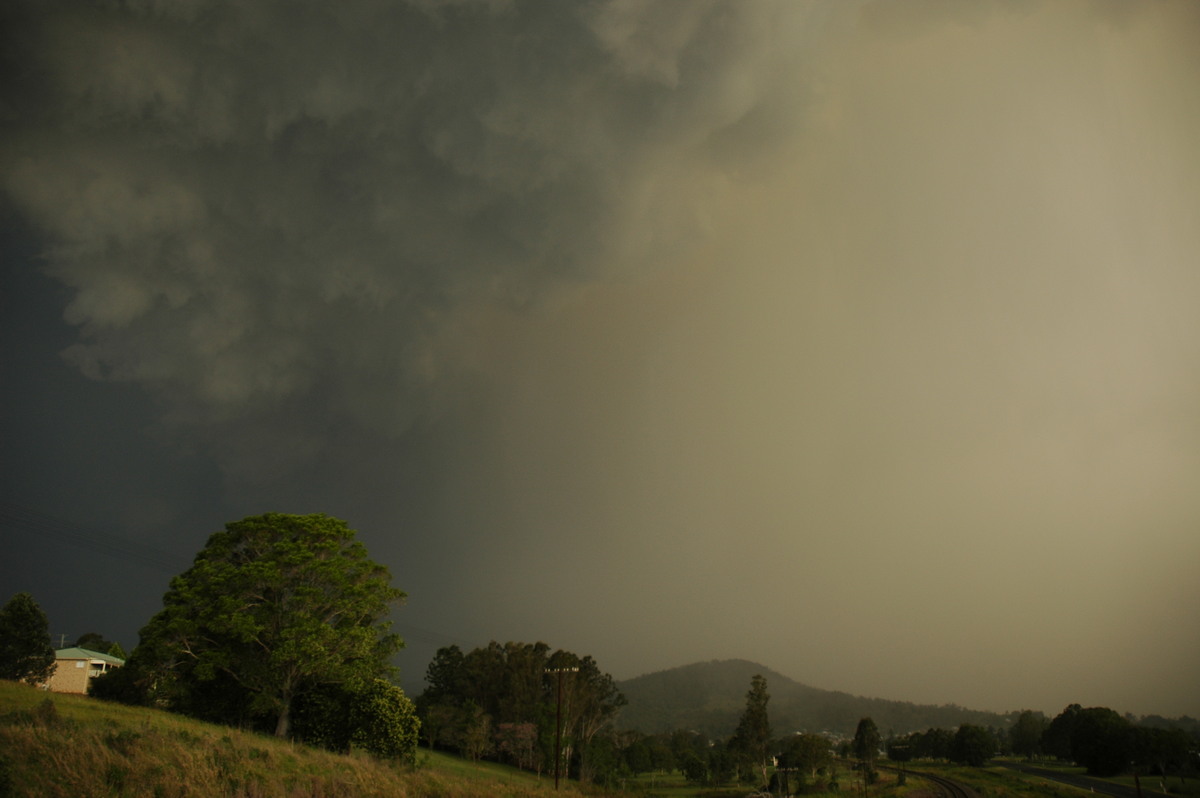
(0, 500, 186, 574)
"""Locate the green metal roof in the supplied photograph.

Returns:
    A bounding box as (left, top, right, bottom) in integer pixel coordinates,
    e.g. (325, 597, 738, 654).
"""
(55, 647, 126, 666)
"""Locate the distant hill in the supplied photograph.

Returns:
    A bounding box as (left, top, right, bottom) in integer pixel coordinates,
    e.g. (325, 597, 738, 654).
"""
(615, 659, 1015, 738)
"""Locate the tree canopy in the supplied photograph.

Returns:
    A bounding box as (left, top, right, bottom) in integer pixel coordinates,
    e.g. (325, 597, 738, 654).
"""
(780, 733, 833, 778)
(417, 641, 626, 784)
(0, 592, 56, 684)
(1046, 705, 1138, 777)
(950, 724, 996, 767)
(0, 590, 56, 686)
(118, 513, 406, 739)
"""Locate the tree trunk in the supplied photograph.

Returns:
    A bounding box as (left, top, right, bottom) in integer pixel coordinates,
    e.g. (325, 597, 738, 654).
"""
(275, 699, 291, 738)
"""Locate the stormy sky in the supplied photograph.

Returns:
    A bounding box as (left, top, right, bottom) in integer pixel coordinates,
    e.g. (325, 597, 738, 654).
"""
(3, 0, 1199, 719)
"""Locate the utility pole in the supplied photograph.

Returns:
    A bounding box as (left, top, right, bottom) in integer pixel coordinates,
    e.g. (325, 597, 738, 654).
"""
(545, 666, 579, 790)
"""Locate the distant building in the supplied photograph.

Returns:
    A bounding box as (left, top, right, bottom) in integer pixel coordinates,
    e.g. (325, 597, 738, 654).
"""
(46, 648, 125, 694)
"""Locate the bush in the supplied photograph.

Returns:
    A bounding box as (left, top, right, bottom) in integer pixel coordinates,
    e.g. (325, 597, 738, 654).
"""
(293, 684, 353, 753)
(292, 679, 420, 763)
(350, 679, 420, 763)
(88, 663, 150, 705)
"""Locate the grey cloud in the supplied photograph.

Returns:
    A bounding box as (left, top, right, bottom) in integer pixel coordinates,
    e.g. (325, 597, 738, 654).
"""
(2, 0, 817, 470)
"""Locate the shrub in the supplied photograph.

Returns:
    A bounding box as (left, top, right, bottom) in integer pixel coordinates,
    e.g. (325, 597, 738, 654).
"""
(292, 679, 420, 763)
(350, 679, 420, 763)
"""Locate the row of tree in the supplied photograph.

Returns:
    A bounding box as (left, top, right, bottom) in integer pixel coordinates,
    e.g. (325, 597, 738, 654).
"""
(1042, 705, 1196, 777)
(885, 722, 998, 768)
(886, 706, 1197, 778)
(665, 675, 1198, 791)
(416, 641, 627, 784)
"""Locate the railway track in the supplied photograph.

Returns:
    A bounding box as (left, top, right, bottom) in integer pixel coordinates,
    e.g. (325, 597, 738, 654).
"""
(913, 768, 979, 798)
(879, 765, 978, 798)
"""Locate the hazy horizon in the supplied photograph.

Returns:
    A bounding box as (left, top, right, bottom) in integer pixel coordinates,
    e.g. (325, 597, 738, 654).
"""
(3, 0, 1198, 721)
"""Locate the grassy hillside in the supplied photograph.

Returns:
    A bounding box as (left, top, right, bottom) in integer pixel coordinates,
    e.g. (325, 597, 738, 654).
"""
(0, 680, 593, 798)
(616, 659, 1014, 737)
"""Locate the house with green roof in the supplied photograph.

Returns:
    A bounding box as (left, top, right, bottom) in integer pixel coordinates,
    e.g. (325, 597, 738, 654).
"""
(47, 647, 125, 694)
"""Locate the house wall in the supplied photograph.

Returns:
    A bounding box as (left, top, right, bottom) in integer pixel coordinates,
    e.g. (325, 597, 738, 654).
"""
(47, 658, 114, 694)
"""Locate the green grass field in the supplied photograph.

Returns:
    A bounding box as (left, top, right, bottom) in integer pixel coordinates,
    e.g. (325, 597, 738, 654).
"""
(0, 680, 587, 798)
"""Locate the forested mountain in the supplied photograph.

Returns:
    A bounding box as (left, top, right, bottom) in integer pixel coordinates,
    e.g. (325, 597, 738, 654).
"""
(616, 659, 1014, 738)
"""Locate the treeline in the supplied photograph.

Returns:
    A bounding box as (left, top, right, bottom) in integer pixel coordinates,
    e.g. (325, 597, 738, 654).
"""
(416, 652, 1200, 790)
(887, 705, 1199, 778)
(415, 642, 626, 784)
(886, 724, 1007, 768)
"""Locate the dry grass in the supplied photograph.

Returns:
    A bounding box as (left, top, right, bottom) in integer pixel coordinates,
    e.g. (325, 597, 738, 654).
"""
(0, 680, 592, 798)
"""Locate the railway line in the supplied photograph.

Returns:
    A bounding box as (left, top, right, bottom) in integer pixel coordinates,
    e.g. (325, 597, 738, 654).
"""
(914, 768, 980, 798)
(880, 765, 978, 798)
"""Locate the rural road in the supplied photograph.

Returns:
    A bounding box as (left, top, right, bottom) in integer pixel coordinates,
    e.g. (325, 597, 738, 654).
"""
(996, 761, 1152, 798)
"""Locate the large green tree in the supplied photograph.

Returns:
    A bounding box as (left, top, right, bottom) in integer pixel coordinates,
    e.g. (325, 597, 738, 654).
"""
(0, 592, 57, 684)
(135, 513, 405, 737)
(1068, 706, 1136, 777)
(730, 673, 772, 786)
(1043, 704, 1138, 776)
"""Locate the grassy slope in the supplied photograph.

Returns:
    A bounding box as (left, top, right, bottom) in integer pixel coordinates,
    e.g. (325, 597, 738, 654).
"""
(0, 680, 591, 798)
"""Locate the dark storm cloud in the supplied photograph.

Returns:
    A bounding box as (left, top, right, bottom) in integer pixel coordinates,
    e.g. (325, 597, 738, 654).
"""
(1, 0, 812, 476)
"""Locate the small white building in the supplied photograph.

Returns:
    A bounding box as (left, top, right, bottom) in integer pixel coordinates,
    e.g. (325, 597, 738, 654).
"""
(46, 647, 125, 695)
